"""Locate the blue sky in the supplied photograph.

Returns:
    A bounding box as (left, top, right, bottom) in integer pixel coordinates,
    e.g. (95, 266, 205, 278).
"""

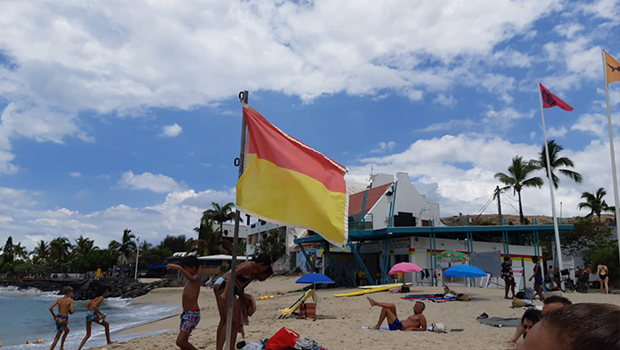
(0, 0, 619, 249)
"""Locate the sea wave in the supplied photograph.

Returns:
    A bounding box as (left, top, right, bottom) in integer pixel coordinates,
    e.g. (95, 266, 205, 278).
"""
(0, 286, 58, 298)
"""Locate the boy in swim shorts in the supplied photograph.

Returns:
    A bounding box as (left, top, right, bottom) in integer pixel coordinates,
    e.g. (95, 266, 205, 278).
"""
(49, 286, 75, 350)
(77, 285, 116, 350)
(168, 256, 201, 350)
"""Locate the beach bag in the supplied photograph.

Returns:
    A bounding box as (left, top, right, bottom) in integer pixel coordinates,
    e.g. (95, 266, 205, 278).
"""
(299, 302, 317, 319)
(456, 293, 470, 301)
(432, 322, 447, 333)
(524, 287, 535, 300)
(516, 291, 525, 299)
(265, 327, 300, 350)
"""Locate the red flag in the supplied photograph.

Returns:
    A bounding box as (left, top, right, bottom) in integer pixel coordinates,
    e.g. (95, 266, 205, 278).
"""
(539, 83, 573, 111)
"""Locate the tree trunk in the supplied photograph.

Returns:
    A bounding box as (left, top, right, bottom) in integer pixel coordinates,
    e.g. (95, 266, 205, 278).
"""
(517, 190, 525, 225)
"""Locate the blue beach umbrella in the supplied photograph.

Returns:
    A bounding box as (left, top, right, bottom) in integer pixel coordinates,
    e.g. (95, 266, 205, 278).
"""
(443, 265, 487, 278)
(295, 273, 335, 284)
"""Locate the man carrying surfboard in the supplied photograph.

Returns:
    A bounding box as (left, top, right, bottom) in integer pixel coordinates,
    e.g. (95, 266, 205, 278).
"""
(367, 297, 427, 331)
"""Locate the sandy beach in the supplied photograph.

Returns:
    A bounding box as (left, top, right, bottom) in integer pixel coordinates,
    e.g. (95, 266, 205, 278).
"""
(93, 276, 620, 350)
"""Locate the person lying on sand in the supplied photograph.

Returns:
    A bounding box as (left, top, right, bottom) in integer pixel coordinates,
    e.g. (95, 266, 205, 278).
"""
(367, 297, 427, 331)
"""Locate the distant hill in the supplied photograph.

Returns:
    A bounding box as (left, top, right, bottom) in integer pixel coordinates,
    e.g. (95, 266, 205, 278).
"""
(439, 214, 615, 226)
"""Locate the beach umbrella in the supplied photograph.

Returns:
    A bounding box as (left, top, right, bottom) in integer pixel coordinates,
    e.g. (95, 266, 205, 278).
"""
(443, 265, 487, 278)
(389, 262, 423, 274)
(436, 250, 471, 261)
(295, 273, 335, 284)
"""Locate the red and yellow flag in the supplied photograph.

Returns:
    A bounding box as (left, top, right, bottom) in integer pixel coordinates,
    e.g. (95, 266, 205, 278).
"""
(236, 105, 348, 246)
(604, 50, 620, 84)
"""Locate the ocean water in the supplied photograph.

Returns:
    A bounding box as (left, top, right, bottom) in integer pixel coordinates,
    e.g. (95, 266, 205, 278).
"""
(0, 286, 178, 349)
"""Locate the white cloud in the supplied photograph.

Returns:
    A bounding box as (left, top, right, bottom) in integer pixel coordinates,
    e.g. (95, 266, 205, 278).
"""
(371, 141, 396, 153)
(417, 119, 476, 133)
(553, 23, 584, 39)
(433, 94, 458, 108)
(347, 133, 619, 220)
(571, 113, 608, 137)
(69, 172, 83, 178)
(0, 187, 236, 249)
(159, 123, 183, 138)
(117, 171, 186, 193)
(546, 126, 568, 138)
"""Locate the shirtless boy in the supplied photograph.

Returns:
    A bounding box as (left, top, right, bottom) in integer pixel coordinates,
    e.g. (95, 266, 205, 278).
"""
(367, 297, 427, 331)
(49, 286, 75, 350)
(167, 256, 201, 350)
(77, 285, 116, 350)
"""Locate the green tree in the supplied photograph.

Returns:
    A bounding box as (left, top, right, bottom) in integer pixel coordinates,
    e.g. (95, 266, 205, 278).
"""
(13, 242, 27, 260)
(193, 213, 230, 255)
(583, 240, 618, 286)
(70, 249, 119, 273)
(2, 236, 15, 264)
(561, 217, 613, 254)
(256, 229, 287, 263)
(530, 140, 583, 189)
(578, 188, 615, 221)
(205, 202, 235, 236)
(494, 156, 544, 225)
(72, 235, 98, 258)
(32, 240, 50, 265)
(160, 235, 188, 254)
(109, 229, 137, 273)
(139, 245, 171, 269)
(49, 237, 72, 265)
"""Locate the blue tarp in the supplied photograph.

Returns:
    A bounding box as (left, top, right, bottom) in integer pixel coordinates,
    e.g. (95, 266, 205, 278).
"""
(147, 264, 167, 270)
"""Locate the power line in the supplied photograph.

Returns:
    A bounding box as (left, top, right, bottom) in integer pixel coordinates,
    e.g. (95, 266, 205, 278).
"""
(501, 193, 521, 214)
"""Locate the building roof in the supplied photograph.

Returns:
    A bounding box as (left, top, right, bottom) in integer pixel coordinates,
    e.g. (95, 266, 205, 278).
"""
(348, 182, 392, 215)
(347, 182, 368, 195)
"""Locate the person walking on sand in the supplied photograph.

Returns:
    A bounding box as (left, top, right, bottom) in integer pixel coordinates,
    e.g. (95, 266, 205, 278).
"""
(597, 263, 609, 294)
(367, 297, 427, 331)
(167, 256, 202, 350)
(49, 286, 75, 350)
(529, 256, 544, 301)
(501, 256, 516, 299)
(213, 253, 272, 350)
(77, 285, 116, 350)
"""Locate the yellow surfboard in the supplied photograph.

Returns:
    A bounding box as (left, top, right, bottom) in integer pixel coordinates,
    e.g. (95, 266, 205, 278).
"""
(333, 285, 396, 297)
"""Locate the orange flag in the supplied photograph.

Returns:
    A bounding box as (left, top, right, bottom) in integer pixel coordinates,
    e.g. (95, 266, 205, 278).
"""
(604, 50, 620, 84)
(236, 105, 349, 246)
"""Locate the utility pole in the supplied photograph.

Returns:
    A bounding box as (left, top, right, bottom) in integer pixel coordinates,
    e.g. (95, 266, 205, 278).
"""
(134, 237, 140, 280)
(495, 186, 503, 225)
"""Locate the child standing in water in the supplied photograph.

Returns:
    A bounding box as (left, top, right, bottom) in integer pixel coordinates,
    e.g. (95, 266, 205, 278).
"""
(77, 285, 116, 350)
(167, 256, 201, 350)
(49, 286, 75, 350)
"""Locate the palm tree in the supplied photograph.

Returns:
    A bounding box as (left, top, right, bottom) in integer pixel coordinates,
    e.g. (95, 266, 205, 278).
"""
(530, 140, 583, 189)
(139, 241, 152, 253)
(49, 237, 72, 265)
(13, 242, 28, 260)
(109, 229, 137, 274)
(578, 188, 615, 220)
(495, 156, 544, 225)
(32, 240, 50, 265)
(205, 202, 235, 236)
(194, 213, 230, 255)
(72, 235, 98, 258)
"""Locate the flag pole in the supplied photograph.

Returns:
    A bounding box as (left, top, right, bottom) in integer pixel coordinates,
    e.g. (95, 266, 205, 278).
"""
(601, 49, 620, 266)
(224, 90, 249, 350)
(537, 80, 564, 272)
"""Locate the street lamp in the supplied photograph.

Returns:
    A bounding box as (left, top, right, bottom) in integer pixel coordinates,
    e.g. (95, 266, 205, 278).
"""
(134, 237, 140, 280)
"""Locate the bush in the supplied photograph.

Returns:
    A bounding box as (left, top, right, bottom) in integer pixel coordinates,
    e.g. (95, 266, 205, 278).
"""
(583, 240, 619, 286)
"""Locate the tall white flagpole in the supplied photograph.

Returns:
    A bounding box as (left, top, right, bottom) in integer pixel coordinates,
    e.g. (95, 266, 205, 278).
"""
(537, 80, 564, 272)
(601, 49, 620, 265)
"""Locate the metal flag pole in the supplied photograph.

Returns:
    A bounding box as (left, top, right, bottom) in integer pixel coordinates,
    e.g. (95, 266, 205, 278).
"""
(601, 49, 620, 266)
(224, 90, 249, 350)
(134, 236, 140, 280)
(537, 80, 564, 272)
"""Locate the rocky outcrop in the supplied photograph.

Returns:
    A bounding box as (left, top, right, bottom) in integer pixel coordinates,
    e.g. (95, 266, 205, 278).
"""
(0, 278, 179, 300)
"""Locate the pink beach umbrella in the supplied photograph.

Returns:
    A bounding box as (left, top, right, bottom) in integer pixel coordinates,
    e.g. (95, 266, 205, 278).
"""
(389, 262, 423, 275)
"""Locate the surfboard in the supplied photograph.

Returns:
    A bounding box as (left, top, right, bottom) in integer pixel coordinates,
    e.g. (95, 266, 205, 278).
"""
(333, 285, 396, 297)
(359, 283, 411, 289)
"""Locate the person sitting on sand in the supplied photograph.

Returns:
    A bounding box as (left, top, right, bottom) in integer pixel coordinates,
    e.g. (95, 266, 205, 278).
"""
(213, 253, 272, 350)
(543, 276, 560, 292)
(367, 297, 427, 331)
(515, 308, 542, 349)
(77, 285, 116, 350)
(49, 286, 75, 350)
(521, 303, 620, 350)
(508, 295, 572, 343)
